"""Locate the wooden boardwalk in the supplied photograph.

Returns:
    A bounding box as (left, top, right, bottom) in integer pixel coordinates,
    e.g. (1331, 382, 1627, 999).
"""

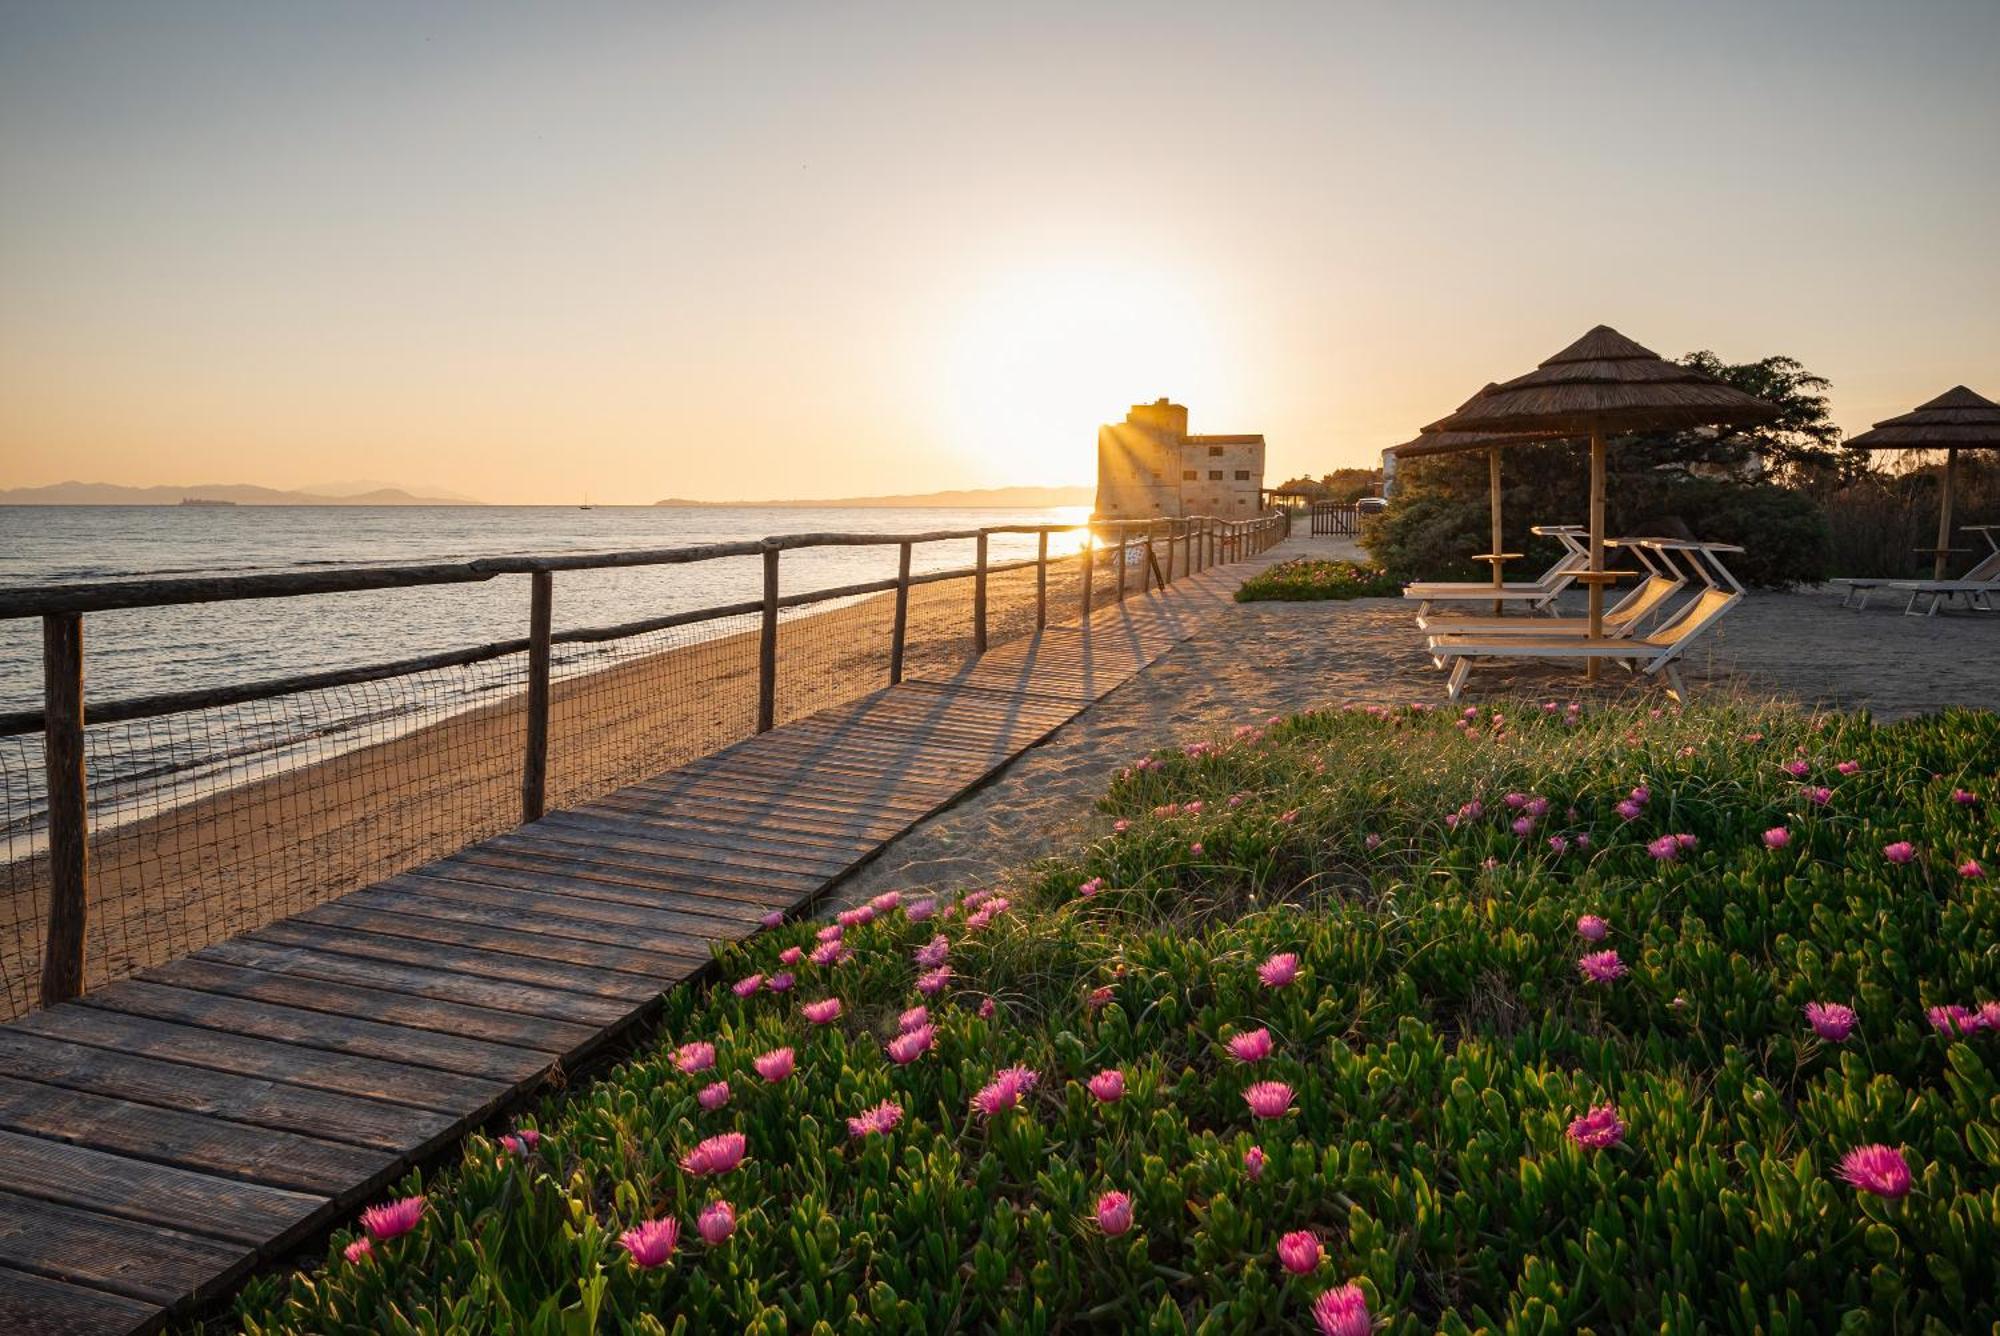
(0, 552, 1279, 1333)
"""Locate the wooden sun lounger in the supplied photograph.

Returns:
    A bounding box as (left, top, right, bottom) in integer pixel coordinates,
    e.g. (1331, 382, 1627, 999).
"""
(1416, 543, 1686, 639)
(1402, 526, 1587, 606)
(1834, 526, 2000, 612)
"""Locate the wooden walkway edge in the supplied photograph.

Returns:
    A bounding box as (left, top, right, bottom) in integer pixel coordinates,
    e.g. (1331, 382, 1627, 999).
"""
(0, 549, 1286, 1334)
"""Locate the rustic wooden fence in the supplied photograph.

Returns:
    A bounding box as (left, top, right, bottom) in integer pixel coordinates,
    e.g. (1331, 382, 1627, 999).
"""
(0, 512, 1284, 1012)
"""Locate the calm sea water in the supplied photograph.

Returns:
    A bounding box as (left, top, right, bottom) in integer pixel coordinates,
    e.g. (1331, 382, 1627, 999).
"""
(0, 504, 1088, 834)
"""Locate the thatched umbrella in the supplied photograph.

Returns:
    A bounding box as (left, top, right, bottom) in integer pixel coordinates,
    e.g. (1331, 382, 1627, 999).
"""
(1428, 325, 1778, 671)
(1845, 386, 2000, 578)
(1389, 385, 1575, 611)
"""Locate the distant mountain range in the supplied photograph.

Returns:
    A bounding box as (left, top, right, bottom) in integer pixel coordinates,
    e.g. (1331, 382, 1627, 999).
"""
(1, 480, 484, 506)
(655, 485, 1093, 509)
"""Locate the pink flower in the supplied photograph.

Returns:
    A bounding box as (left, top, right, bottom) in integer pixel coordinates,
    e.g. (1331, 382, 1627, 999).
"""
(837, 905, 875, 929)
(906, 896, 938, 921)
(753, 1047, 795, 1082)
(765, 971, 795, 993)
(809, 941, 851, 967)
(361, 1195, 425, 1241)
(1227, 1027, 1274, 1063)
(1882, 841, 1916, 865)
(499, 1128, 541, 1157)
(1243, 1145, 1265, 1179)
(914, 935, 950, 968)
(1096, 1190, 1133, 1236)
(697, 1080, 731, 1110)
(1504, 792, 1527, 809)
(697, 1200, 735, 1245)
(1951, 788, 1979, 805)
(1258, 953, 1300, 988)
(802, 998, 843, 1025)
(1783, 759, 1810, 778)
(1802, 785, 1832, 806)
(1278, 809, 1299, 824)
(1763, 827, 1790, 849)
(970, 1065, 1040, 1117)
(1078, 876, 1104, 898)
(343, 1237, 373, 1264)
(1548, 835, 1569, 855)
(816, 923, 844, 943)
(917, 965, 951, 996)
(847, 1099, 904, 1138)
(870, 890, 902, 913)
(1113, 819, 1131, 833)
(885, 1025, 934, 1064)
(1566, 1104, 1625, 1149)
(1511, 816, 1535, 837)
(732, 973, 764, 997)
(1962, 859, 1986, 879)
(977, 997, 996, 1019)
(1836, 1144, 1912, 1199)
(1243, 1081, 1295, 1120)
(1836, 760, 1860, 775)
(1363, 833, 1382, 850)
(1614, 799, 1643, 821)
(1928, 1004, 1979, 1037)
(1189, 842, 1204, 855)
(778, 946, 803, 965)
(1087, 1069, 1125, 1103)
(1578, 950, 1627, 983)
(680, 1131, 747, 1176)
(898, 1005, 929, 1032)
(1804, 1001, 1857, 1042)
(619, 1217, 679, 1268)
(1576, 914, 1609, 943)
(1312, 1283, 1371, 1336)
(759, 910, 784, 928)
(674, 1041, 716, 1074)
(1277, 1229, 1322, 1275)
(1647, 834, 1682, 861)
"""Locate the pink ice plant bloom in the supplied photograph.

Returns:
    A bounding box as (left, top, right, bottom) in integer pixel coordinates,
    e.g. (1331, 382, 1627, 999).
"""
(898, 1005, 930, 1032)
(1578, 950, 1627, 983)
(361, 1195, 426, 1241)
(1243, 1145, 1265, 1178)
(917, 965, 952, 996)
(499, 1128, 540, 1157)
(1763, 826, 1791, 849)
(870, 890, 901, 913)
(765, 971, 795, 993)
(1227, 1027, 1275, 1063)
(1836, 1144, 1912, 1199)
(343, 1237, 373, 1264)
(978, 997, 997, 1019)
(1576, 914, 1609, 942)
(847, 1100, 904, 1138)
(914, 935, 950, 968)
(1078, 876, 1104, 897)
(816, 923, 844, 943)
(697, 1081, 731, 1110)
(1647, 834, 1684, 861)
(1087, 1069, 1126, 1103)
(1258, 952, 1301, 988)
(971, 1065, 1041, 1117)
(732, 973, 764, 997)
(1962, 859, 1986, 879)
(886, 1025, 935, 1065)
(1951, 788, 1979, 805)
(1096, 1190, 1133, 1236)
(758, 910, 784, 928)
(697, 1200, 735, 1245)
(619, 1217, 679, 1268)
(1566, 1104, 1625, 1149)
(1836, 760, 1860, 775)
(778, 946, 802, 965)
(1243, 1080, 1295, 1120)
(1928, 1004, 1980, 1037)
(1277, 1229, 1323, 1275)
(753, 1047, 795, 1082)
(1783, 759, 1811, 778)
(680, 1131, 747, 1176)
(1511, 816, 1536, 837)
(1804, 1001, 1858, 1041)
(1882, 841, 1916, 865)
(1312, 1283, 1372, 1336)
(1614, 799, 1644, 821)
(1547, 835, 1569, 855)
(905, 896, 938, 921)
(673, 1041, 716, 1074)
(809, 941, 851, 967)
(802, 997, 843, 1024)
(836, 905, 875, 928)
(1803, 785, 1832, 806)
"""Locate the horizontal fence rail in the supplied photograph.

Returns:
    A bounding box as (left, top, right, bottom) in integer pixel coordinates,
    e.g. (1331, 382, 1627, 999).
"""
(0, 513, 1285, 1016)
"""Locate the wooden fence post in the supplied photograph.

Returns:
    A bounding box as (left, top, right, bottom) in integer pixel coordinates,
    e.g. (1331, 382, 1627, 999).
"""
(758, 546, 779, 731)
(1035, 530, 1047, 629)
(1115, 529, 1127, 602)
(40, 612, 87, 1008)
(890, 540, 911, 685)
(1142, 524, 1155, 592)
(521, 572, 553, 822)
(1079, 530, 1094, 617)
(973, 530, 988, 654)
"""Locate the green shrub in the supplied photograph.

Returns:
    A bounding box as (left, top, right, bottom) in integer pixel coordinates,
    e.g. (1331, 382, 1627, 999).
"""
(1235, 558, 1400, 602)
(225, 701, 2000, 1334)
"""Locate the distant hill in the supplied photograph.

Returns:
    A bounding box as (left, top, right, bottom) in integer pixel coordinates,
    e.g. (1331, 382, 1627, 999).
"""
(1, 481, 484, 506)
(655, 485, 1093, 509)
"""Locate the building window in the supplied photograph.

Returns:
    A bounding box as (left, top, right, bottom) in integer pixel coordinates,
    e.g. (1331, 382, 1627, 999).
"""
(1209, 470, 1223, 480)
(1236, 498, 1247, 507)
(1182, 469, 1197, 480)
(1234, 469, 1250, 480)
(1208, 445, 1224, 457)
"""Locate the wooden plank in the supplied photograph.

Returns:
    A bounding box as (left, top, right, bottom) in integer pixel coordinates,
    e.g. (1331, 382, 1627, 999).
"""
(0, 1029, 452, 1153)
(0, 1074, 381, 1196)
(79, 980, 550, 1085)
(364, 879, 750, 949)
(667, 744, 981, 788)
(417, 855, 801, 920)
(0, 1128, 326, 1249)
(630, 766, 948, 815)
(195, 936, 633, 1026)
(505, 818, 853, 878)
(582, 789, 915, 839)
(141, 956, 595, 1055)
(292, 902, 698, 981)
(384, 874, 767, 944)
(244, 919, 665, 1005)
(0, 1191, 247, 1306)
(0, 1264, 158, 1336)
(449, 840, 822, 898)
(13, 1006, 501, 1114)
(552, 803, 883, 858)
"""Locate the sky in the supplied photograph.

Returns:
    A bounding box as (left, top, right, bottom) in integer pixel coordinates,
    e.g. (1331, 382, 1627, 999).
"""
(2, 1, 1996, 505)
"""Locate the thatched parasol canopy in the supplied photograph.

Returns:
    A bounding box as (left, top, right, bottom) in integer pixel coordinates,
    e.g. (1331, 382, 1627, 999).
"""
(1423, 325, 1779, 661)
(1846, 386, 2000, 577)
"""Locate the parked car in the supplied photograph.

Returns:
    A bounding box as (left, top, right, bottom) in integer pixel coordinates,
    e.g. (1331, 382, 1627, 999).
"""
(1357, 495, 1388, 515)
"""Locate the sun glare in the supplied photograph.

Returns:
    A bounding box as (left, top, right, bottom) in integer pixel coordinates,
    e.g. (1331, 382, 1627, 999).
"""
(938, 262, 1232, 483)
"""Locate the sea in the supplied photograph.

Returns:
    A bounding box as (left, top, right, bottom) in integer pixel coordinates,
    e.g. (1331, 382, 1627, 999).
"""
(0, 504, 1090, 839)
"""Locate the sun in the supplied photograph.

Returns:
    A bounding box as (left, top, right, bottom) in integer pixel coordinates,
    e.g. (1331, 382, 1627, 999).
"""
(936, 260, 1233, 484)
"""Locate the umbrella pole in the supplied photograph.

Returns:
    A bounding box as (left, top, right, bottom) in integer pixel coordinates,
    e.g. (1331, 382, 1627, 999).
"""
(1586, 422, 1605, 681)
(1934, 447, 1958, 579)
(1489, 446, 1504, 616)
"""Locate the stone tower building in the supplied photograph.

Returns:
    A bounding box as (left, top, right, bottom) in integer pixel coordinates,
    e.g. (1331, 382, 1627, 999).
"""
(1093, 399, 1266, 520)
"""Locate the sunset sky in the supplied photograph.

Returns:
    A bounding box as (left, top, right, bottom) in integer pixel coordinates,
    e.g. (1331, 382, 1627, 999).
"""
(3, 1, 1996, 505)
